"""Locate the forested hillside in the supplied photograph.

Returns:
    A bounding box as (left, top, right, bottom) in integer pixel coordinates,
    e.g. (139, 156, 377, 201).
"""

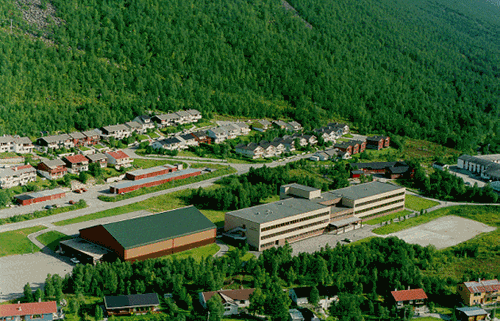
(1, 0, 500, 150)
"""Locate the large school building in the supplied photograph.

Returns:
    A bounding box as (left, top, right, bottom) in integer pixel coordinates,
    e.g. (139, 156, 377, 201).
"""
(225, 181, 405, 251)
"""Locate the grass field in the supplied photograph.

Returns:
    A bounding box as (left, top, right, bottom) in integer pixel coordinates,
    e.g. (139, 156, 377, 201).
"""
(364, 210, 413, 225)
(36, 231, 72, 251)
(166, 243, 220, 261)
(93, 144, 105, 149)
(0, 226, 46, 257)
(0, 200, 87, 226)
(405, 194, 439, 211)
(132, 158, 184, 169)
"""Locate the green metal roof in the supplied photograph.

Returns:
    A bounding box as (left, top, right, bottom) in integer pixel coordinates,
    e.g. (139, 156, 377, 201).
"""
(102, 206, 215, 249)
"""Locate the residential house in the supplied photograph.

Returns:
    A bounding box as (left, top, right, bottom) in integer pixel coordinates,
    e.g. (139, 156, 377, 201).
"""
(104, 293, 160, 316)
(432, 162, 450, 171)
(391, 288, 428, 313)
(152, 113, 181, 128)
(0, 301, 60, 321)
(81, 129, 101, 146)
(328, 122, 350, 135)
(367, 135, 390, 150)
(302, 134, 318, 146)
(207, 128, 228, 144)
(12, 136, 34, 154)
(36, 134, 73, 150)
(174, 110, 191, 124)
(273, 137, 295, 152)
(133, 115, 156, 130)
(314, 127, 336, 143)
(259, 142, 278, 158)
(235, 143, 264, 159)
(179, 134, 198, 148)
(191, 131, 211, 144)
(289, 286, 338, 310)
(457, 279, 500, 306)
(87, 153, 108, 168)
(0, 136, 12, 153)
(37, 159, 67, 180)
(63, 155, 90, 174)
(234, 122, 251, 136)
(352, 140, 367, 153)
(270, 141, 286, 154)
(101, 124, 131, 140)
(69, 132, 86, 147)
(125, 121, 145, 134)
(455, 307, 489, 321)
(0, 165, 37, 189)
(273, 120, 288, 130)
(351, 161, 413, 179)
(286, 121, 303, 132)
(199, 289, 255, 316)
(334, 142, 353, 155)
(221, 124, 240, 139)
(252, 119, 272, 132)
(185, 109, 202, 122)
(106, 150, 132, 168)
(151, 137, 185, 151)
(311, 149, 337, 161)
(293, 136, 308, 147)
(289, 309, 305, 321)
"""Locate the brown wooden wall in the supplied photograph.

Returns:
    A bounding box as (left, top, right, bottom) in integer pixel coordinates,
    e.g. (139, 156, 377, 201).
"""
(80, 225, 125, 259)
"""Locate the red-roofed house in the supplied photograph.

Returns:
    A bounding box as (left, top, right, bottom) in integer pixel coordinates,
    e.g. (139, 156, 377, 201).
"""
(106, 150, 132, 169)
(457, 279, 500, 306)
(0, 301, 60, 321)
(199, 289, 255, 316)
(391, 288, 428, 312)
(63, 154, 90, 174)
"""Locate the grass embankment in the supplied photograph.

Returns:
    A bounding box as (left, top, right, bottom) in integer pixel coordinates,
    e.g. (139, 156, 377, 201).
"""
(405, 194, 439, 211)
(98, 165, 236, 202)
(364, 210, 412, 225)
(0, 226, 46, 257)
(0, 200, 87, 226)
(36, 231, 72, 251)
(166, 243, 220, 261)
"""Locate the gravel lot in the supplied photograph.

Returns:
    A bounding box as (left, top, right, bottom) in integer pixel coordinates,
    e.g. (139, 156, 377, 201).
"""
(0, 252, 73, 302)
(387, 215, 496, 249)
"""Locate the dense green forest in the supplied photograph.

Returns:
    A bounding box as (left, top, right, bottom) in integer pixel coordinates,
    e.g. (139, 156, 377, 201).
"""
(1, 0, 500, 150)
(26, 237, 498, 320)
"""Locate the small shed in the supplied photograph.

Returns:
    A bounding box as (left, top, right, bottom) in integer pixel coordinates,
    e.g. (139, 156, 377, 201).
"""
(104, 293, 160, 316)
(455, 307, 488, 321)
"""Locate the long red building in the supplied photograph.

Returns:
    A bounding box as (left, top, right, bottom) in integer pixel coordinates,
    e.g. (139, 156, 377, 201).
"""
(125, 164, 177, 181)
(110, 168, 201, 194)
(15, 188, 66, 206)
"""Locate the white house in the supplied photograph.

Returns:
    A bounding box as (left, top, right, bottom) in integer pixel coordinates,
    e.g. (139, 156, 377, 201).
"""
(199, 289, 255, 316)
(207, 128, 228, 144)
(289, 286, 338, 310)
(289, 309, 305, 321)
(106, 150, 132, 168)
(152, 137, 185, 150)
(125, 121, 145, 134)
(235, 143, 264, 159)
(133, 115, 156, 130)
(101, 124, 131, 140)
(0, 164, 37, 189)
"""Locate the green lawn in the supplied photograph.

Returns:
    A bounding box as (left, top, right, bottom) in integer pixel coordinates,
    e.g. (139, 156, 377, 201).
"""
(405, 194, 439, 211)
(166, 243, 220, 261)
(132, 158, 183, 169)
(93, 144, 105, 149)
(148, 131, 160, 139)
(0, 152, 21, 159)
(79, 146, 91, 151)
(36, 231, 72, 251)
(0, 226, 46, 257)
(137, 134, 149, 141)
(364, 210, 412, 225)
(412, 318, 442, 321)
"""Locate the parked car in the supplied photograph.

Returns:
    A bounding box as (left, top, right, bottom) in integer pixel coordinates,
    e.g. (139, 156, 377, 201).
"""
(70, 258, 80, 264)
(44, 205, 53, 210)
(73, 189, 82, 193)
(81, 188, 88, 192)
(343, 238, 352, 243)
(69, 200, 76, 205)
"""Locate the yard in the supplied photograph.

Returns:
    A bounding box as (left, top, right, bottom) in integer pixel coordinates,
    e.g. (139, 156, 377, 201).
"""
(166, 243, 220, 261)
(405, 194, 439, 211)
(0, 226, 46, 257)
(36, 231, 72, 251)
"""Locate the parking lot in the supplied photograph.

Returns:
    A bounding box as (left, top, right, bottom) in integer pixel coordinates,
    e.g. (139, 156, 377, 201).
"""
(0, 252, 73, 302)
(387, 215, 496, 249)
(448, 166, 486, 188)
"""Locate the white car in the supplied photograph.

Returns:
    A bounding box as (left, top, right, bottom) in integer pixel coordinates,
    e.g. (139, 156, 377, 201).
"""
(70, 258, 80, 264)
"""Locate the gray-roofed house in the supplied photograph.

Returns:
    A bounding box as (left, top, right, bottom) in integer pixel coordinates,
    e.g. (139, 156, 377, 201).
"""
(36, 134, 73, 150)
(87, 153, 108, 168)
(286, 121, 303, 132)
(273, 120, 288, 129)
(179, 134, 198, 148)
(80, 206, 216, 261)
(289, 286, 338, 309)
(186, 109, 202, 122)
(151, 137, 185, 150)
(199, 289, 255, 316)
(235, 143, 264, 159)
(133, 115, 156, 130)
(104, 293, 160, 316)
(82, 129, 101, 146)
(125, 121, 145, 134)
(37, 159, 67, 180)
(152, 113, 180, 128)
(289, 309, 305, 321)
(455, 307, 488, 321)
(207, 127, 228, 144)
(12, 136, 34, 154)
(69, 132, 86, 147)
(0, 164, 37, 189)
(101, 124, 131, 140)
(252, 119, 272, 132)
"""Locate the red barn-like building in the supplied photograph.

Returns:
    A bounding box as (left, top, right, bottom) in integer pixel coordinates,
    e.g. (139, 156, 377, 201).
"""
(79, 206, 216, 262)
